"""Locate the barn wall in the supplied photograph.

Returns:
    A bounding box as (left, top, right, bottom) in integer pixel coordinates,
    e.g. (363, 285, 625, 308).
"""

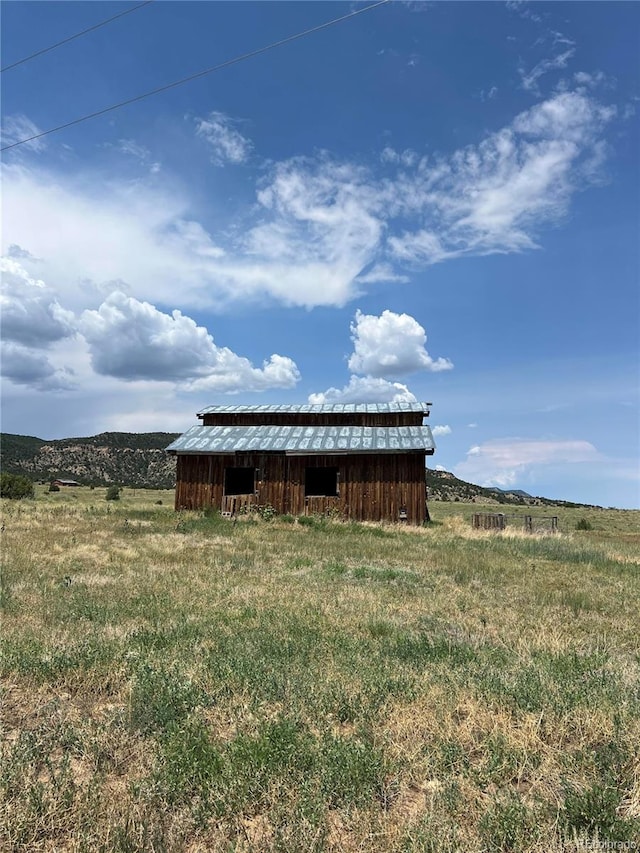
(175, 452, 427, 524)
(199, 412, 425, 427)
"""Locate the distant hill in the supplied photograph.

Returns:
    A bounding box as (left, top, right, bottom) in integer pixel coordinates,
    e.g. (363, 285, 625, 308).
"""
(1, 431, 596, 506)
(426, 468, 594, 509)
(0, 432, 179, 489)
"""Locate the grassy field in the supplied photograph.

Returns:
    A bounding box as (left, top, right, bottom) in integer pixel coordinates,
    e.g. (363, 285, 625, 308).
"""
(1, 487, 639, 852)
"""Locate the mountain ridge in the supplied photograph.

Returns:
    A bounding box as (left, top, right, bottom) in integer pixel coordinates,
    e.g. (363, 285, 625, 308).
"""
(1, 431, 598, 508)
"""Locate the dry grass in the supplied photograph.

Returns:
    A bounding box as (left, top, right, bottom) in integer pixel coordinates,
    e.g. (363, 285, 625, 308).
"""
(1, 489, 639, 851)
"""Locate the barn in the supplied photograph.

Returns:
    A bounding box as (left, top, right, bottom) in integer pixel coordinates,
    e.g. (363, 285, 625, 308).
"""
(166, 403, 436, 524)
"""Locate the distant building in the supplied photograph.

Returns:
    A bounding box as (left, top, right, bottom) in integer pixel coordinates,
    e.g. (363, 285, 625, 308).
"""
(52, 479, 80, 487)
(166, 403, 436, 524)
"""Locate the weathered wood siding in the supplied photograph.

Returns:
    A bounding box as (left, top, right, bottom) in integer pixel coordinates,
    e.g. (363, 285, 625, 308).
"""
(199, 412, 425, 427)
(175, 452, 427, 524)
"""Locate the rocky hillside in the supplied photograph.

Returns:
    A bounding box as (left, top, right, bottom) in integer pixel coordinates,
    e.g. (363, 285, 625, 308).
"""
(0, 432, 179, 489)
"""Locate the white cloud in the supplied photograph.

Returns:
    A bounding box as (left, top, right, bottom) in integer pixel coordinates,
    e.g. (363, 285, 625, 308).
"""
(246, 156, 384, 306)
(454, 438, 600, 488)
(573, 70, 609, 90)
(480, 86, 498, 102)
(432, 425, 451, 437)
(1, 88, 616, 312)
(354, 263, 409, 285)
(387, 229, 452, 265)
(512, 91, 615, 142)
(309, 375, 417, 405)
(112, 139, 151, 162)
(79, 291, 300, 392)
(1, 257, 75, 347)
(381, 147, 418, 167)
(348, 309, 452, 377)
(1, 114, 46, 153)
(195, 111, 253, 166)
(519, 49, 575, 94)
(389, 90, 615, 263)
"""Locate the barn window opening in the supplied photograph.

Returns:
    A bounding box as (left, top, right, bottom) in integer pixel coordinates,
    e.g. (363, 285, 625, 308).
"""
(224, 467, 255, 495)
(305, 467, 339, 497)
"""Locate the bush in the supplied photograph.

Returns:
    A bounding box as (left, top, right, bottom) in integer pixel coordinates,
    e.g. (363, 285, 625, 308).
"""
(0, 473, 35, 500)
(576, 518, 593, 531)
(48, 482, 60, 492)
(105, 485, 121, 501)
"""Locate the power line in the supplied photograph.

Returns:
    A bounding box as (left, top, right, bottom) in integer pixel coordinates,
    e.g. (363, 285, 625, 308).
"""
(1, 0, 390, 152)
(1, 1, 155, 73)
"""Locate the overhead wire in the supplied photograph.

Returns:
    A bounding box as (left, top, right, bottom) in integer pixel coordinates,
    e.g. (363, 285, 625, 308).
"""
(1, 0, 390, 152)
(1, 0, 155, 73)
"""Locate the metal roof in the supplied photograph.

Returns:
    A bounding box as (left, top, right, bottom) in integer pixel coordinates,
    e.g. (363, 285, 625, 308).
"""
(196, 402, 431, 416)
(166, 425, 435, 455)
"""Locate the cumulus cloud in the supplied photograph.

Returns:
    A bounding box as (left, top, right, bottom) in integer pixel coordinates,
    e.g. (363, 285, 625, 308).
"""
(432, 425, 451, 437)
(1, 341, 74, 391)
(308, 376, 417, 405)
(195, 111, 253, 166)
(454, 438, 600, 488)
(1, 257, 75, 347)
(79, 291, 300, 392)
(348, 309, 452, 377)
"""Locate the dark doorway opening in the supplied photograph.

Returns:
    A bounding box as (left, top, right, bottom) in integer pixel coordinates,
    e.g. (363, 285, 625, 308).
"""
(224, 467, 255, 495)
(305, 467, 339, 497)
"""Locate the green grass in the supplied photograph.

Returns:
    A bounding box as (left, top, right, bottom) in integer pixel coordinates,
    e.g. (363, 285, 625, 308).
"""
(1, 490, 639, 851)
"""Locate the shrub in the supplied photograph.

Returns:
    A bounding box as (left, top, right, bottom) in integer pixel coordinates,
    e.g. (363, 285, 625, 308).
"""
(105, 485, 121, 501)
(576, 518, 593, 531)
(48, 482, 60, 492)
(0, 473, 35, 500)
(256, 504, 277, 521)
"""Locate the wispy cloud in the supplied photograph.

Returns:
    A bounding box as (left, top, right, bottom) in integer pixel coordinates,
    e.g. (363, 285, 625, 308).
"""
(1, 114, 46, 153)
(454, 438, 600, 488)
(195, 111, 252, 166)
(519, 49, 575, 94)
(2, 88, 616, 311)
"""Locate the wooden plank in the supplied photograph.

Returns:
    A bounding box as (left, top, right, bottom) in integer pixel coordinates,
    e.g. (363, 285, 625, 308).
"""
(175, 451, 428, 523)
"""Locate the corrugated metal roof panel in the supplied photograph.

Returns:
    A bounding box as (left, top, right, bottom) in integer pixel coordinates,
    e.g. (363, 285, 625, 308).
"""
(166, 425, 435, 454)
(196, 402, 431, 416)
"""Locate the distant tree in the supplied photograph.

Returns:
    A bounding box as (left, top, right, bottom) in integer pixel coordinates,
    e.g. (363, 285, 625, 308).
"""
(1, 473, 35, 500)
(106, 485, 121, 501)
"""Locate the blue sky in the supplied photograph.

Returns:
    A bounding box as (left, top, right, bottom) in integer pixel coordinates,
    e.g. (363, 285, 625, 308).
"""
(1, 0, 638, 507)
